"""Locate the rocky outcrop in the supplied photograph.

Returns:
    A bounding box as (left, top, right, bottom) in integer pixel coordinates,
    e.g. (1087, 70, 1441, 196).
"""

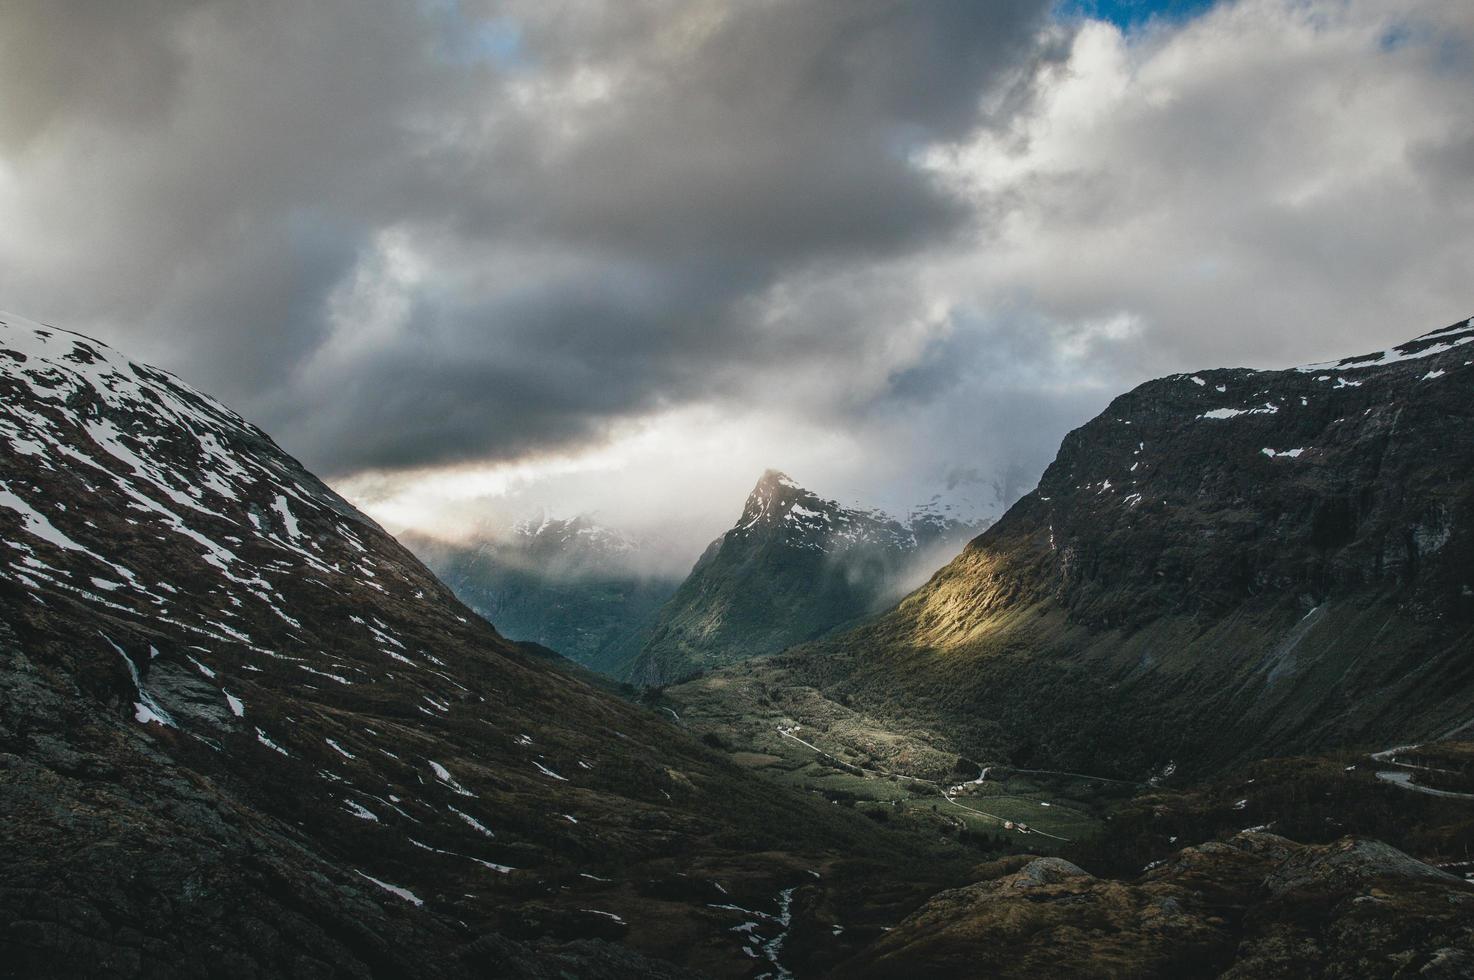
(843, 833, 1474, 978)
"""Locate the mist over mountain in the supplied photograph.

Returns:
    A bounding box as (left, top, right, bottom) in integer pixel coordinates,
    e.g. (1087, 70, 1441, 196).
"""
(405, 475, 1007, 683)
(403, 515, 681, 677)
(627, 470, 997, 686)
(652, 314, 1474, 975)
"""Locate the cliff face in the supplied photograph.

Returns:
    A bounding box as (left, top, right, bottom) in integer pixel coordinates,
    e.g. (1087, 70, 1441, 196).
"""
(773, 317, 1474, 777)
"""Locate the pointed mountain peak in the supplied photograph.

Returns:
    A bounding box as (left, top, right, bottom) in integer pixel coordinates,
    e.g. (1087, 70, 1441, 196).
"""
(738, 469, 820, 530)
(752, 468, 801, 494)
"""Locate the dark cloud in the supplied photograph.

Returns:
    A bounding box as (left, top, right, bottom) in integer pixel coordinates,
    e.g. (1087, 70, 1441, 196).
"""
(0, 0, 204, 146)
(505, 0, 1058, 262)
(0, 0, 1059, 476)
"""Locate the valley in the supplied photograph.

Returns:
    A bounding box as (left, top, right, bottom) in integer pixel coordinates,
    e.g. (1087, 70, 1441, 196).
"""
(653, 669, 1124, 847)
(653, 676, 1474, 977)
(718, 318, 1474, 785)
(1, 310, 1471, 977)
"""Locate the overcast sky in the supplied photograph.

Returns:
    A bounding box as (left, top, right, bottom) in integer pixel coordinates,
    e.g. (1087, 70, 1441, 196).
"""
(2, 0, 1471, 567)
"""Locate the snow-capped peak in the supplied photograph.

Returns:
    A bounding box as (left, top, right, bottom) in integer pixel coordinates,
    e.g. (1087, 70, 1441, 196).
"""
(733, 470, 990, 554)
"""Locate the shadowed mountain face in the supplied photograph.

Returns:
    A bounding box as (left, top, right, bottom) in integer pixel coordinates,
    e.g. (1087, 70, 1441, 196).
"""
(754, 317, 1474, 778)
(405, 517, 680, 678)
(626, 470, 989, 687)
(0, 312, 966, 978)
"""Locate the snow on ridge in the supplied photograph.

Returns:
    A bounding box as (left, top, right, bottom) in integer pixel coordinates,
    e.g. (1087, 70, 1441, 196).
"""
(510, 512, 639, 555)
(0, 484, 120, 570)
(739, 471, 989, 555)
(1424, 316, 1474, 338)
(255, 729, 289, 756)
(450, 805, 494, 837)
(0, 311, 358, 560)
(787, 503, 826, 522)
(272, 495, 302, 540)
(532, 760, 569, 782)
(0, 309, 408, 649)
(1296, 319, 1473, 373)
(0, 311, 247, 425)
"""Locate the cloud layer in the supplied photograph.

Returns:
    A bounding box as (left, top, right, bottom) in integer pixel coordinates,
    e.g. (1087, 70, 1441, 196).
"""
(0, 0, 1056, 469)
(2, 0, 1471, 561)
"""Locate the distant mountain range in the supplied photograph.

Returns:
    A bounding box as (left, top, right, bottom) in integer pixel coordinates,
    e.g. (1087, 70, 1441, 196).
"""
(404, 514, 680, 677)
(717, 316, 1474, 778)
(625, 469, 992, 686)
(409, 472, 1000, 687)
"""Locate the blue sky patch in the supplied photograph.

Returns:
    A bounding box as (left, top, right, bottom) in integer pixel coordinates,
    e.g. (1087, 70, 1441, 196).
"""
(1057, 0, 1217, 31)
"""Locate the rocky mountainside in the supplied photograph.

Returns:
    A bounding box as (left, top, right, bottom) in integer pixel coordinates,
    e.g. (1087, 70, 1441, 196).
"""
(405, 515, 679, 677)
(756, 317, 1474, 778)
(626, 470, 989, 686)
(844, 835, 1474, 978)
(837, 730, 1474, 977)
(0, 312, 974, 978)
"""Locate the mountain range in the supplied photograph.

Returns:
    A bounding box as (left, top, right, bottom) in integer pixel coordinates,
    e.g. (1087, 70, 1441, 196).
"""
(4, 309, 1473, 977)
(653, 315, 1474, 974)
(410, 472, 993, 688)
(405, 515, 680, 677)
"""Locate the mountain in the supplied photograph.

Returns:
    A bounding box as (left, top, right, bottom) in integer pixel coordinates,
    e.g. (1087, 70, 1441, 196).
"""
(0, 312, 976, 978)
(729, 316, 1474, 779)
(625, 470, 991, 686)
(405, 515, 679, 677)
